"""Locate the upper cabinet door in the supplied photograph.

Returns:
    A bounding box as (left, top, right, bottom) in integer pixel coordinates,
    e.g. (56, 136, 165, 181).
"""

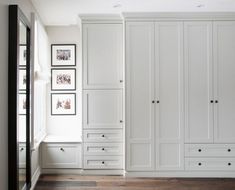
(213, 22, 235, 143)
(83, 24, 123, 89)
(126, 22, 155, 171)
(184, 22, 213, 143)
(155, 22, 184, 170)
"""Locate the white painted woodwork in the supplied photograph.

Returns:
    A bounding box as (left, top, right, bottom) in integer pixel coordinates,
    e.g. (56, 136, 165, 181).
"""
(83, 90, 123, 129)
(83, 129, 123, 142)
(84, 143, 123, 156)
(155, 22, 184, 170)
(185, 158, 235, 171)
(185, 144, 235, 157)
(42, 143, 82, 169)
(126, 22, 155, 171)
(84, 156, 123, 169)
(83, 24, 123, 89)
(213, 21, 235, 143)
(19, 144, 26, 169)
(184, 22, 214, 143)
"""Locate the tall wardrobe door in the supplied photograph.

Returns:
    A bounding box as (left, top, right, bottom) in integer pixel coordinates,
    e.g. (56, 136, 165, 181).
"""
(126, 22, 155, 171)
(155, 22, 184, 170)
(214, 22, 235, 143)
(184, 22, 213, 143)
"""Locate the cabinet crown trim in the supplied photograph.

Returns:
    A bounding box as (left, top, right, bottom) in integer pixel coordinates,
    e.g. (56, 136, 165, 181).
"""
(79, 14, 122, 23)
(122, 12, 235, 21)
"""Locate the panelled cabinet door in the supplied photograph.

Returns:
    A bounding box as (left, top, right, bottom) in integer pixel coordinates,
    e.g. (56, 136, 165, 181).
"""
(155, 22, 184, 170)
(184, 22, 213, 143)
(83, 90, 123, 129)
(213, 22, 235, 143)
(126, 22, 155, 171)
(83, 24, 123, 89)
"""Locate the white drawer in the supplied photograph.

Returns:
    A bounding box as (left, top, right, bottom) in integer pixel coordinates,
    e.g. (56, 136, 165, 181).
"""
(42, 143, 82, 169)
(84, 143, 123, 156)
(83, 129, 123, 142)
(185, 158, 235, 171)
(185, 144, 235, 157)
(19, 144, 26, 169)
(84, 156, 123, 169)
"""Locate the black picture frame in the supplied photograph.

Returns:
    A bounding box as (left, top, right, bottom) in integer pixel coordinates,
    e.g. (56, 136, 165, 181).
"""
(51, 44, 76, 66)
(19, 68, 26, 91)
(51, 68, 76, 91)
(51, 93, 76, 115)
(19, 44, 27, 66)
(19, 93, 26, 115)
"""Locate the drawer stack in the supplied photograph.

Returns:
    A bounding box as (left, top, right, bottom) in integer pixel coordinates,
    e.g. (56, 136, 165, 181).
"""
(83, 130, 123, 169)
(185, 144, 235, 171)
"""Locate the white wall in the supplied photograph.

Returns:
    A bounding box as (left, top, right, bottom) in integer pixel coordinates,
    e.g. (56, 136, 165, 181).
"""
(46, 26, 82, 139)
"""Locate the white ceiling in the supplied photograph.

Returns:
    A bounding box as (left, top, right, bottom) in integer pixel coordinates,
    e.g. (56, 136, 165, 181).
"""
(31, 0, 235, 25)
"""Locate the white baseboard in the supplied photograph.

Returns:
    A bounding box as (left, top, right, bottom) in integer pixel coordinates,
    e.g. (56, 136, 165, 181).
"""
(42, 168, 124, 175)
(30, 167, 41, 190)
(125, 171, 235, 178)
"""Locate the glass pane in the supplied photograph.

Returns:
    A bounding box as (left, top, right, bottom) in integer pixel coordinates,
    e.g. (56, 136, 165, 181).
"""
(18, 20, 27, 190)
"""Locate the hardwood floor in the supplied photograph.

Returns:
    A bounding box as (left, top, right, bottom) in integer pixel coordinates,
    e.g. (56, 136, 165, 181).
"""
(34, 175, 235, 190)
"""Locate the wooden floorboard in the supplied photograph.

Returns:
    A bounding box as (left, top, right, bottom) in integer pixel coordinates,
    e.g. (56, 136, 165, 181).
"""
(34, 175, 235, 190)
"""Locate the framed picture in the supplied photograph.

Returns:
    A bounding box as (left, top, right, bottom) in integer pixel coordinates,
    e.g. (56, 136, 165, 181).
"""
(51, 93, 76, 115)
(19, 93, 26, 115)
(19, 68, 26, 91)
(51, 44, 76, 66)
(51, 68, 76, 91)
(19, 44, 27, 66)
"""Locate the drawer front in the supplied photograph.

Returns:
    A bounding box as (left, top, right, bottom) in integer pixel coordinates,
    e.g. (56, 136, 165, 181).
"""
(84, 143, 123, 156)
(185, 158, 235, 171)
(19, 145, 26, 169)
(84, 156, 123, 169)
(83, 129, 123, 142)
(185, 144, 235, 157)
(42, 143, 82, 169)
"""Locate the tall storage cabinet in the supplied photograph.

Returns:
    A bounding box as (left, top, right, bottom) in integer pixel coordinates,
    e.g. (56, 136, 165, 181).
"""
(126, 21, 184, 171)
(185, 21, 235, 144)
(125, 13, 235, 176)
(81, 15, 124, 171)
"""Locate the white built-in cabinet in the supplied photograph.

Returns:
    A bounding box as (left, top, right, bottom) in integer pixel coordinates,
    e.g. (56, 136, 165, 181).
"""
(126, 22, 184, 171)
(81, 15, 124, 171)
(185, 21, 235, 143)
(125, 15, 235, 175)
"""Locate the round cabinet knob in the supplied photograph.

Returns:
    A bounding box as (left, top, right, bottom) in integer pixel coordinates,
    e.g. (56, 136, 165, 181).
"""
(102, 161, 105, 164)
(120, 80, 123, 83)
(102, 134, 105, 138)
(228, 163, 232, 166)
(20, 148, 24, 151)
(198, 163, 202, 166)
(102, 148, 105, 151)
(228, 149, 231, 152)
(152, 100, 155, 104)
(210, 100, 214, 103)
(215, 100, 219, 103)
(120, 120, 123, 123)
(198, 149, 202, 152)
(60, 148, 64, 151)
(156, 100, 160, 104)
